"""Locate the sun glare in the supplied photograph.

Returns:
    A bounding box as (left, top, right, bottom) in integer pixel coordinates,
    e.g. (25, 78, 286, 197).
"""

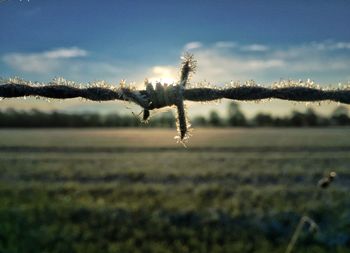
(148, 66, 178, 85)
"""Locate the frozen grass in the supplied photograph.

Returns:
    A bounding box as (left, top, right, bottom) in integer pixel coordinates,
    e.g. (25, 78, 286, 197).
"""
(0, 128, 349, 253)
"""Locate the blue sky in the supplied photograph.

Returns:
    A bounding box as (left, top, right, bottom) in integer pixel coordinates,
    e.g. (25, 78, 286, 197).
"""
(1, 0, 350, 116)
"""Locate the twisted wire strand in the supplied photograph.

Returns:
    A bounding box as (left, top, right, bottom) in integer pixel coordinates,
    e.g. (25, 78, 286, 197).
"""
(184, 86, 350, 104)
(1, 82, 350, 104)
(0, 83, 124, 101)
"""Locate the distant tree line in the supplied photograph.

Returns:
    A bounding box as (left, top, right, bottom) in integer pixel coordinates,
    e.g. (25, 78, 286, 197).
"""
(0, 103, 349, 128)
(195, 103, 350, 127)
(0, 108, 176, 128)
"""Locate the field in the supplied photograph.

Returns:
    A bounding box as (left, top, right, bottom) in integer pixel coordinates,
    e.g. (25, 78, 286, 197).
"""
(0, 128, 349, 253)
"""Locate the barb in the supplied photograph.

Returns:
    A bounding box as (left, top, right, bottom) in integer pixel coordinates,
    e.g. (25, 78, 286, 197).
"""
(1, 56, 350, 141)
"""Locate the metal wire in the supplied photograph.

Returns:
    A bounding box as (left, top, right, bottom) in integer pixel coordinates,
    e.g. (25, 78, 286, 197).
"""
(1, 55, 349, 140)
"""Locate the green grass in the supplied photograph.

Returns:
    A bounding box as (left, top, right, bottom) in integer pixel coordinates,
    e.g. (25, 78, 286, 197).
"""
(0, 128, 349, 253)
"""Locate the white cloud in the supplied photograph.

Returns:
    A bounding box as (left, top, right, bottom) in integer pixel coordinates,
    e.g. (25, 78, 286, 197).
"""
(214, 41, 237, 48)
(191, 49, 284, 83)
(215, 42, 268, 51)
(43, 47, 87, 59)
(3, 47, 88, 74)
(3, 53, 59, 73)
(65, 61, 123, 83)
(334, 42, 350, 50)
(144, 40, 350, 86)
(269, 43, 350, 76)
(241, 44, 269, 52)
(184, 41, 202, 51)
(311, 41, 350, 50)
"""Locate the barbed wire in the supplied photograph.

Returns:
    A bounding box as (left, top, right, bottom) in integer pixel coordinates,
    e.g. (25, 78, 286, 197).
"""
(1, 55, 350, 142)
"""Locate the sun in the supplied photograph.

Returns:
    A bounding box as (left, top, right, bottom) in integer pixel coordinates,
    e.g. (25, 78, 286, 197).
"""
(148, 66, 178, 85)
